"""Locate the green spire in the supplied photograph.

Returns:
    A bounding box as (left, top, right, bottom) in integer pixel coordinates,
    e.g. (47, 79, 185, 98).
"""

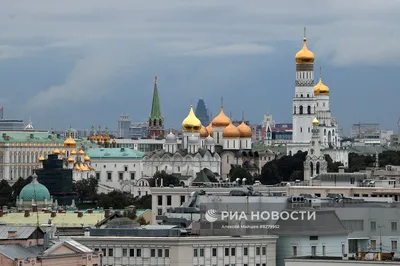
(149, 76, 163, 120)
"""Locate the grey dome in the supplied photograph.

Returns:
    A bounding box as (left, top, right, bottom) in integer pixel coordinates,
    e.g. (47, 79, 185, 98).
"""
(166, 132, 177, 143)
(205, 135, 215, 145)
(188, 135, 198, 144)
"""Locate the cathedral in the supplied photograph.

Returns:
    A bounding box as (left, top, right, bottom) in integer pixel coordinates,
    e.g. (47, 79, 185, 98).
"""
(142, 104, 258, 181)
(287, 29, 348, 167)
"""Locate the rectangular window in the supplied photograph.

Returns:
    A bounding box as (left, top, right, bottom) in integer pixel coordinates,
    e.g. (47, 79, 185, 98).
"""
(108, 248, 113, 257)
(167, 195, 172, 206)
(370, 240, 377, 250)
(262, 247, 266, 255)
(122, 248, 127, 257)
(322, 245, 326, 256)
(107, 172, 112, 180)
(95, 172, 100, 180)
(130, 172, 135, 180)
(129, 249, 134, 257)
(158, 249, 163, 257)
(124, 166, 128, 171)
(165, 249, 169, 257)
(243, 247, 248, 256)
(225, 247, 229, 256)
(212, 248, 217, 256)
(151, 249, 155, 257)
(392, 241, 398, 251)
(231, 248, 235, 256)
(158, 195, 163, 205)
(180, 195, 185, 205)
(311, 246, 316, 256)
(136, 249, 141, 257)
(200, 248, 204, 257)
(292, 246, 297, 256)
(370, 221, 377, 231)
(342, 244, 346, 255)
(392, 222, 398, 231)
(256, 247, 260, 255)
(102, 248, 106, 256)
(194, 248, 198, 257)
(119, 172, 123, 180)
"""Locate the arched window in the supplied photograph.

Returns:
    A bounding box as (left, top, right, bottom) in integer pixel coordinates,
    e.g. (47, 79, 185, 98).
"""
(307, 106, 311, 114)
(293, 106, 296, 114)
(316, 162, 320, 174)
(159, 119, 163, 126)
(299, 106, 303, 114)
(153, 120, 157, 126)
(301, 94, 303, 98)
(324, 129, 327, 136)
(300, 127, 303, 133)
(310, 162, 314, 175)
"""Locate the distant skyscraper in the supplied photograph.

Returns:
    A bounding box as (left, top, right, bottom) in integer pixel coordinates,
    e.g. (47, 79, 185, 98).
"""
(195, 99, 210, 126)
(147, 76, 164, 138)
(118, 114, 132, 138)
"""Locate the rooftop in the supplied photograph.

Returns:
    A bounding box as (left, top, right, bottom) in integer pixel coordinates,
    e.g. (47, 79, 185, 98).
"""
(86, 147, 144, 159)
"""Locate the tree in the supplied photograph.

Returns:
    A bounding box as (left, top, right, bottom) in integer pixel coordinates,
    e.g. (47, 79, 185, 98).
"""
(134, 194, 152, 209)
(229, 165, 253, 184)
(96, 190, 136, 209)
(11, 176, 32, 201)
(150, 171, 180, 187)
(324, 154, 343, 172)
(124, 207, 137, 220)
(0, 180, 11, 207)
(136, 216, 149, 225)
(73, 177, 98, 201)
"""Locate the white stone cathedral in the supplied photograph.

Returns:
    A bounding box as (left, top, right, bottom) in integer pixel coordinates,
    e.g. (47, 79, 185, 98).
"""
(287, 29, 349, 167)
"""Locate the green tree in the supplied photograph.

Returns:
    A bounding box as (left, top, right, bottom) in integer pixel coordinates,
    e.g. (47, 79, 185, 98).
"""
(11, 176, 32, 201)
(229, 165, 253, 184)
(73, 177, 98, 201)
(347, 152, 375, 172)
(124, 207, 137, 220)
(324, 154, 344, 172)
(0, 180, 11, 206)
(134, 194, 152, 209)
(150, 171, 180, 187)
(96, 190, 135, 209)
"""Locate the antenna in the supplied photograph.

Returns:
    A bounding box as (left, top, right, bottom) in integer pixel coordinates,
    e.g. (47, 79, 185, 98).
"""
(242, 111, 245, 122)
(220, 97, 223, 108)
(320, 66, 322, 78)
(304, 27, 307, 39)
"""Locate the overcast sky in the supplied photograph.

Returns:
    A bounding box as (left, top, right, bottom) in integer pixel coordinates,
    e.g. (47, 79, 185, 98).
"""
(0, 1, 399, 135)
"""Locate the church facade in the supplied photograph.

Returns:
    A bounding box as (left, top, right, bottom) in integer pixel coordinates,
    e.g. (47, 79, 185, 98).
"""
(287, 29, 348, 167)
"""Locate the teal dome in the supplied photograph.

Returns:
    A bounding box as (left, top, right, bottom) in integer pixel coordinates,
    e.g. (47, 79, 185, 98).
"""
(19, 174, 51, 201)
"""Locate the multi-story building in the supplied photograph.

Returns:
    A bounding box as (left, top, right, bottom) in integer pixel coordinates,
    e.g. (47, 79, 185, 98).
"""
(0, 119, 24, 130)
(118, 114, 132, 138)
(128, 122, 148, 139)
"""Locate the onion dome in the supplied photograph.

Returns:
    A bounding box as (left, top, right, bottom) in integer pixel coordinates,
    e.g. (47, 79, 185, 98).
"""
(61, 150, 66, 155)
(188, 134, 198, 144)
(166, 129, 177, 143)
(70, 150, 77, 155)
(295, 30, 314, 64)
(78, 149, 85, 155)
(237, 121, 253, 138)
(314, 75, 330, 95)
(205, 135, 215, 145)
(38, 155, 45, 162)
(74, 164, 81, 171)
(67, 157, 75, 163)
(312, 117, 319, 126)
(212, 107, 230, 127)
(206, 123, 212, 135)
(200, 125, 209, 138)
(53, 148, 60, 155)
(19, 174, 50, 201)
(182, 105, 202, 133)
(223, 121, 240, 138)
(63, 137, 76, 148)
(84, 155, 91, 162)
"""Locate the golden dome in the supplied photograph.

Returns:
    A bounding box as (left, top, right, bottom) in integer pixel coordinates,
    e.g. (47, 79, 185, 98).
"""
(182, 105, 202, 133)
(78, 150, 85, 155)
(63, 137, 76, 148)
(61, 150, 66, 155)
(70, 150, 77, 155)
(295, 37, 314, 65)
(212, 107, 231, 127)
(89, 135, 96, 141)
(74, 164, 81, 171)
(84, 155, 91, 162)
(200, 126, 209, 138)
(223, 121, 240, 138)
(312, 117, 319, 126)
(206, 123, 212, 135)
(38, 155, 45, 162)
(237, 121, 252, 138)
(314, 75, 330, 95)
(67, 157, 74, 163)
(53, 148, 60, 155)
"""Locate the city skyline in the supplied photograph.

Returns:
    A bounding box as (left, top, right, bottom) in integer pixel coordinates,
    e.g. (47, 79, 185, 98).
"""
(0, 1, 399, 134)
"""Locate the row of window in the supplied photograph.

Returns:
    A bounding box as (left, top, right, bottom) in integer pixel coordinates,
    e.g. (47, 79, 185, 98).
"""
(194, 246, 267, 257)
(292, 243, 345, 256)
(158, 195, 185, 206)
(97, 164, 136, 170)
(96, 172, 136, 181)
(95, 247, 169, 258)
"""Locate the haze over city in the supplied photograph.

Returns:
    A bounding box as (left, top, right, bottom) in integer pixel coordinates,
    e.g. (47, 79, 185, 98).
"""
(0, 1, 399, 134)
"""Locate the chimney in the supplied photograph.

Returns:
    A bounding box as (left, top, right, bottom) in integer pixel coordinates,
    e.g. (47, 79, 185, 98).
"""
(24, 209, 30, 217)
(105, 209, 110, 218)
(84, 228, 90, 237)
(43, 232, 50, 249)
(338, 166, 345, 174)
(8, 231, 17, 238)
(32, 204, 38, 212)
(87, 209, 93, 214)
(77, 211, 83, 218)
(51, 211, 56, 218)
(0, 210, 4, 217)
(57, 209, 63, 213)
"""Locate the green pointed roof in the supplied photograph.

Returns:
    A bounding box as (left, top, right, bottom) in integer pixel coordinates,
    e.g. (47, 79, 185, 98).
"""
(149, 76, 163, 120)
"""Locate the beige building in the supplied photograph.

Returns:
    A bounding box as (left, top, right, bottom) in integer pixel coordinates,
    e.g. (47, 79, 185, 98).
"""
(285, 258, 400, 266)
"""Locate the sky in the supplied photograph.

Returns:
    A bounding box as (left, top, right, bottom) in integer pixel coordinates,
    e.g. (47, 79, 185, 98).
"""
(0, 1, 399, 136)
